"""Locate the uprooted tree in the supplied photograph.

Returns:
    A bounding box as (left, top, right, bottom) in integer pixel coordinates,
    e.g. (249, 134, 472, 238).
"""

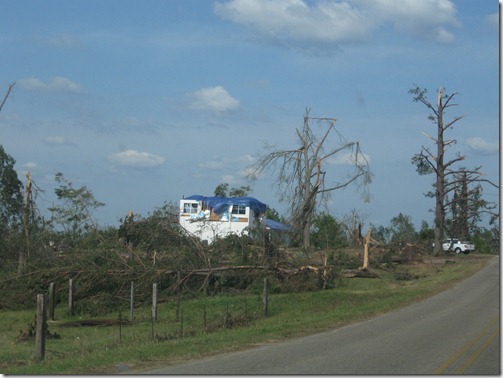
(409, 86, 498, 255)
(247, 108, 371, 250)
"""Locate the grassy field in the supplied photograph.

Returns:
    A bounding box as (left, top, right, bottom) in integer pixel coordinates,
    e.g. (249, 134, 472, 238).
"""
(0, 254, 493, 374)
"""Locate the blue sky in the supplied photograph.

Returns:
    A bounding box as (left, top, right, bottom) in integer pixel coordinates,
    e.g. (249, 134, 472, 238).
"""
(0, 0, 499, 230)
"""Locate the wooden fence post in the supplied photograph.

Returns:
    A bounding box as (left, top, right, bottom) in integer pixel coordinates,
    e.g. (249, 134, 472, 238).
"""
(118, 310, 122, 344)
(152, 283, 158, 322)
(180, 308, 184, 339)
(48, 283, 55, 321)
(151, 316, 155, 341)
(203, 304, 207, 332)
(225, 303, 231, 328)
(35, 294, 46, 362)
(263, 278, 269, 318)
(176, 271, 181, 322)
(129, 281, 134, 322)
(244, 297, 248, 321)
(68, 278, 73, 316)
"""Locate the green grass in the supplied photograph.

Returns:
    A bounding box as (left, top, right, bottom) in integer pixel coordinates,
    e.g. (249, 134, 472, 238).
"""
(0, 255, 491, 374)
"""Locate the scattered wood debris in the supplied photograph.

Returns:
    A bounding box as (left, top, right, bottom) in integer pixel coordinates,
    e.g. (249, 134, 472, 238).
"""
(16, 315, 61, 342)
(57, 319, 131, 327)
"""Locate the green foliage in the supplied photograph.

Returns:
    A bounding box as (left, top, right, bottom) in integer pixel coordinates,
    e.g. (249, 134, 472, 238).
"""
(0, 145, 30, 273)
(471, 228, 499, 254)
(265, 207, 283, 222)
(445, 175, 498, 239)
(411, 153, 434, 175)
(230, 185, 251, 197)
(0, 257, 490, 374)
(118, 202, 185, 254)
(48, 173, 105, 245)
(371, 213, 418, 245)
(0, 145, 23, 232)
(209, 233, 257, 266)
(393, 268, 420, 281)
(214, 183, 229, 197)
(389, 213, 417, 244)
(333, 250, 361, 270)
(213, 183, 251, 197)
(408, 85, 440, 123)
(418, 220, 434, 241)
(372, 224, 389, 244)
(409, 85, 428, 103)
(311, 212, 347, 249)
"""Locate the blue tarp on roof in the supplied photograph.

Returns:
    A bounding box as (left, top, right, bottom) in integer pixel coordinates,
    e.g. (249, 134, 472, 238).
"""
(265, 219, 292, 232)
(185, 195, 267, 215)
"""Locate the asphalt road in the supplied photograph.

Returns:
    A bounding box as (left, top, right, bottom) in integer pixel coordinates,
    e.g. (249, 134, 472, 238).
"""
(145, 256, 500, 375)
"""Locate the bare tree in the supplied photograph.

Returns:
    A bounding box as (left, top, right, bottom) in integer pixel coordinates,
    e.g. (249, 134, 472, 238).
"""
(409, 86, 498, 255)
(247, 108, 371, 249)
(342, 208, 366, 247)
(445, 169, 498, 240)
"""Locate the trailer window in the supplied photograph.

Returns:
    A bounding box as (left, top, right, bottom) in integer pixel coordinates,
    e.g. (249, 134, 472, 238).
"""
(183, 203, 198, 214)
(232, 205, 246, 215)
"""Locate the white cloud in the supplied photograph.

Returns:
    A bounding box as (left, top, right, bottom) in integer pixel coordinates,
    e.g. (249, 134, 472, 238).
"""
(221, 174, 237, 184)
(465, 137, 499, 155)
(115, 116, 158, 132)
(44, 135, 76, 146)
(214, 0, 459, 53)
(108, 149, 166, 167)
(486, 12, 498, 30)
(19, 76, 83, 93)
(365, 0, 459, 43)
(328, 151, 371, 165)
(366, 0, 458, 26)
(43, 34, 82, 47)
(188, 86, 240, 114)
(239, 154, 256, 164)
(214, 0, 369, 49)
(198, 160, 225, 170)
(240, 166, 259, 179)
(434, 27, 455, 44)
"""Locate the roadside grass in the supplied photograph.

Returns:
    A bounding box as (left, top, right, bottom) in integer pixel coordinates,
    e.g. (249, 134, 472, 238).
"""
(0, 255, 491, 374)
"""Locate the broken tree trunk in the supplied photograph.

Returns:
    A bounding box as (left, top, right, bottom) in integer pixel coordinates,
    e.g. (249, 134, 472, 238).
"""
(363, 228, 372, 269)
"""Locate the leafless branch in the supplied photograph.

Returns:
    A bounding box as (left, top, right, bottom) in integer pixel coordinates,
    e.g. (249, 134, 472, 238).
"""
(247, 108, 371, 248)
(0, 82, 15, 113)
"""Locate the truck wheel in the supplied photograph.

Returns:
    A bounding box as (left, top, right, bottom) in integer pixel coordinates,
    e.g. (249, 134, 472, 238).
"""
(455, 248, 461, 254)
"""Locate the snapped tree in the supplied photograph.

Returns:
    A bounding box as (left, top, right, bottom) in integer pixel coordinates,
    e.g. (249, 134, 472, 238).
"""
(247, 108, 371, 249)
(0, 82, 15, 114)
(409, 86, 498, 255)
(445, 169, 498, 240)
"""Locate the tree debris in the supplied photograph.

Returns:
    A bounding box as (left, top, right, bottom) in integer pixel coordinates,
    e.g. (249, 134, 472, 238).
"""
(16, 315, 61, 343)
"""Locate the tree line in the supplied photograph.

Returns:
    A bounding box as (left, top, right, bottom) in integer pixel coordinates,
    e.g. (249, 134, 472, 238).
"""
(0, 83, 498, 311)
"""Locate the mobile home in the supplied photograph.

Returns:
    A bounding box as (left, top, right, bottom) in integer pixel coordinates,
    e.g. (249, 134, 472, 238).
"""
(179, 195, 267, 244)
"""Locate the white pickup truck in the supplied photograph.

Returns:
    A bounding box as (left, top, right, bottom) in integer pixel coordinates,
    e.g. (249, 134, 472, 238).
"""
(440, 238, 475, 254)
